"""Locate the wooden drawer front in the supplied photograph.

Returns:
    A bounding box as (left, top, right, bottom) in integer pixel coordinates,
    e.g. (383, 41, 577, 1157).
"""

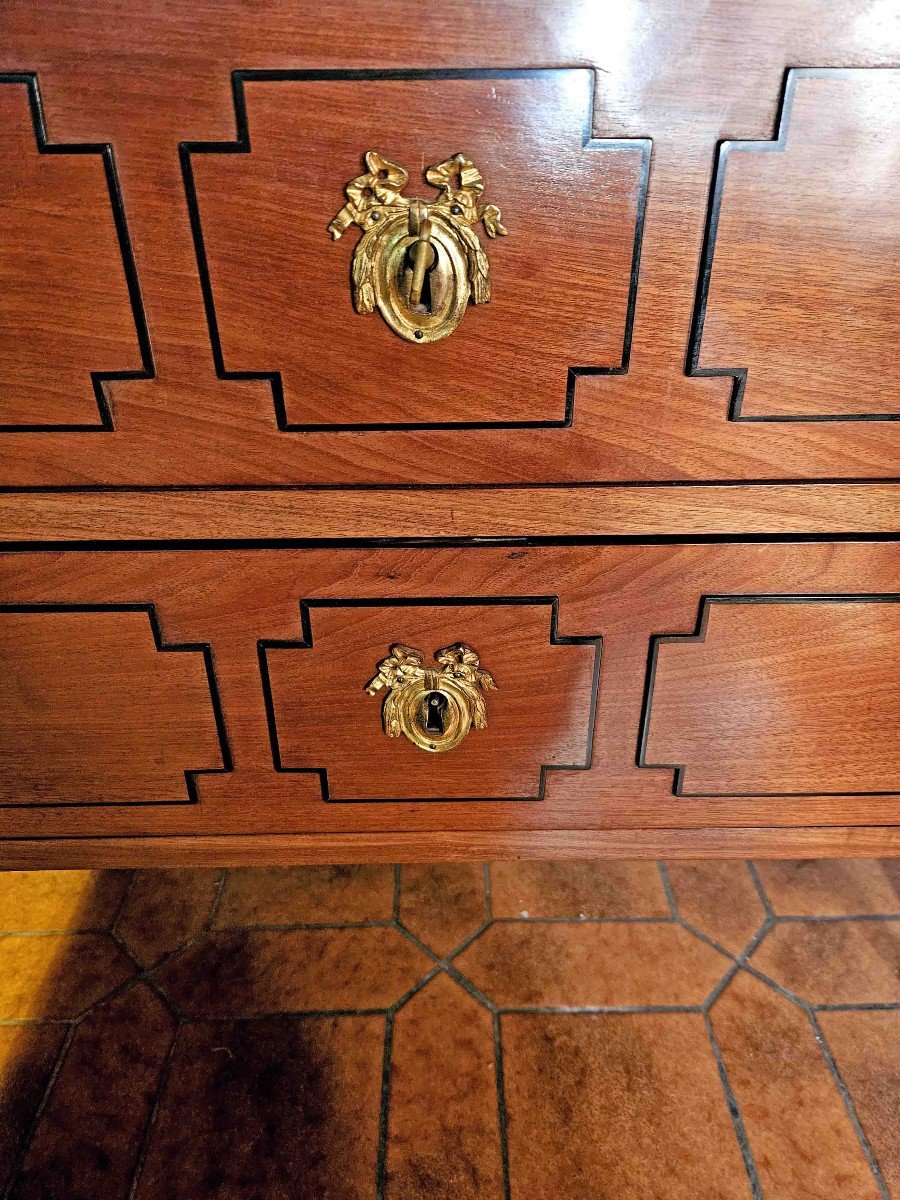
(697, 69, 899, 420)
(0, 541, 896, 850)
(262, 600, 599, 800)
(0, 605, 226, 806)
(188, 69, 643, 430)
(2, 24, 897, 486)
(642, 597, 900, 796)
(0, 78, 146, 430)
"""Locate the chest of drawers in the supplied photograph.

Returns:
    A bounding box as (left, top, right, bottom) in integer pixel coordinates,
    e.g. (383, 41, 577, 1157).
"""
(0, 0, 897, 865)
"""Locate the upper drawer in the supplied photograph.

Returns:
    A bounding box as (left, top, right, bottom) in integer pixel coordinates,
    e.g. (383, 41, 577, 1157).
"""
(0, 61, 896, 486)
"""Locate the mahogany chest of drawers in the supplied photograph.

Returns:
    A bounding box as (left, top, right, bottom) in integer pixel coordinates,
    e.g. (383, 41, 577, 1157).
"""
(0, 0, 897, 866)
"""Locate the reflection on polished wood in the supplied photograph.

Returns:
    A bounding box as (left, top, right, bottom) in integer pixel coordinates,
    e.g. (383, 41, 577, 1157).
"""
(0, 0, 897, 866)
(0, 484, 896, 540)
(0, 541, 895, 857)
(0, 0, 896, 483)
(644, 598, 900, 794)
(700, 70, 900, 418)
(0, 81, 144, 428)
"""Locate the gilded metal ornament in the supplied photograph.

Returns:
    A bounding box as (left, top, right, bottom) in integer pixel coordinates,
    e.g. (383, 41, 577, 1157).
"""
(364, 642, 498, 753)
(329, 151, 508, 344)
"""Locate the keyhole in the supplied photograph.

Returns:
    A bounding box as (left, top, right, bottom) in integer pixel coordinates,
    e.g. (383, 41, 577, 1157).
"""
(423, 690, 448, 734)
(403, 242, 437, 313)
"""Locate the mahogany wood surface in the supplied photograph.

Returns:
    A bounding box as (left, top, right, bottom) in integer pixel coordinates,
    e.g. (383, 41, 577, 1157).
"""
(0, 83, 143, 428)
(2, 827, 897, 870)
(644, 598, 900, 794)
(191, 71, 641, 428)
(700, 70, 899, 418)
(0, 0, 898, 865)
(0, 542, 896, 856)
(0, 1, 897, 485)
(0, 608, 224, 805)
(2, 484, 897, 541)
(265, 602, 598, 800)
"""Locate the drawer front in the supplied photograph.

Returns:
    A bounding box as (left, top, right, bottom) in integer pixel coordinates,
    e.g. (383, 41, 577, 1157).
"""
(0, 14, 897, 486)
(187, 70, 642, 431)
(0, 542, 896, 853)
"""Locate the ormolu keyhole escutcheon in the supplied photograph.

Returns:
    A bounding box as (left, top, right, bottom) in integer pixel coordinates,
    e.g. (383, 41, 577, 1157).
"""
(328, 151, 508, 344)
(364, 643, 498, 753)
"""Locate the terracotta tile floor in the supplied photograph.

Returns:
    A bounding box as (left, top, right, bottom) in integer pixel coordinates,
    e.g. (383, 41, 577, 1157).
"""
(0, 859, 897, 1199)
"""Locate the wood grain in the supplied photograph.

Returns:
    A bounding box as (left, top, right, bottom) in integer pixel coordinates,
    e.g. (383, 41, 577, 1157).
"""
(0, 607, 224, 804)
(1, 827, 896, 870)
(0, 1, 896, 483)
(0, 542, 896, 852)
(644, 599, 900, 793)
(0, 81, 143, 427)
(1, 0, 898, 866)
(1, 484, 897, 540)
(265, 601, 597, 800)
(191, 72, 640, 427)
(701, 70, 899, 417)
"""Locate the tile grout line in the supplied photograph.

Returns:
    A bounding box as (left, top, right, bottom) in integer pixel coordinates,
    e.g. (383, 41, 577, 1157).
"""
(807, 1009, 890, 1200)
(203, 868, 229, 932)
(127, 1020, 183, 1200)
(371, 968, 449, 1200)
(392, 865, 401, 924)
(1, 1020, 77, 1200)
(374, 1009, 396, 1200)
(109, 868, 139, 935)
(209, 918, 398, 933)
(493, 1011, 512, 1200)
(814, 1001, 900, 1012)
(77, 867, 238, 1029)
(668, 873, 772, 1200)
(657, 861, 680, 918)
(772, 913, 900, 923)
(704, 1012, 764, 1200)
(745, 862, 775, 919)
(498, 1003, 702, 1015)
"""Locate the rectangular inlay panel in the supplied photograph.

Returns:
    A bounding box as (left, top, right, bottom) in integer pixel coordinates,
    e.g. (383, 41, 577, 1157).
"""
(0, 35, 895, 485)
(0, 77, 147, 429)
(186, 69, 644, 429)
(696, 69, 899, 419)
(261, 600, 599, 800)
(0, 606, 227, 806)
(641, 597, 900, 795)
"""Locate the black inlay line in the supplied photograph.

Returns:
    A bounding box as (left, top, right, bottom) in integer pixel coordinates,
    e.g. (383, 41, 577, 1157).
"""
(688, 66, 900, 424)
(0, 603, 231, 809)
(637, 593, 900, 798)
(1, 477, 896, 493)
(2, 533, 899, 553)
(181, 67, 651, 432)
(0, 73, 154, 433)
(257, 595, 602, 804)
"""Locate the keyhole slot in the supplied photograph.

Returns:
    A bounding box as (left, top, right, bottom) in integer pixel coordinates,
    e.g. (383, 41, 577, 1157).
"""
(402, 241, 437, 313)
(422, 690, 448, 734)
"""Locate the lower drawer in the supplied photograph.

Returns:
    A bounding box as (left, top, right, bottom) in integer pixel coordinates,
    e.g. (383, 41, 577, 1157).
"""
(0, 540, 897, 863)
